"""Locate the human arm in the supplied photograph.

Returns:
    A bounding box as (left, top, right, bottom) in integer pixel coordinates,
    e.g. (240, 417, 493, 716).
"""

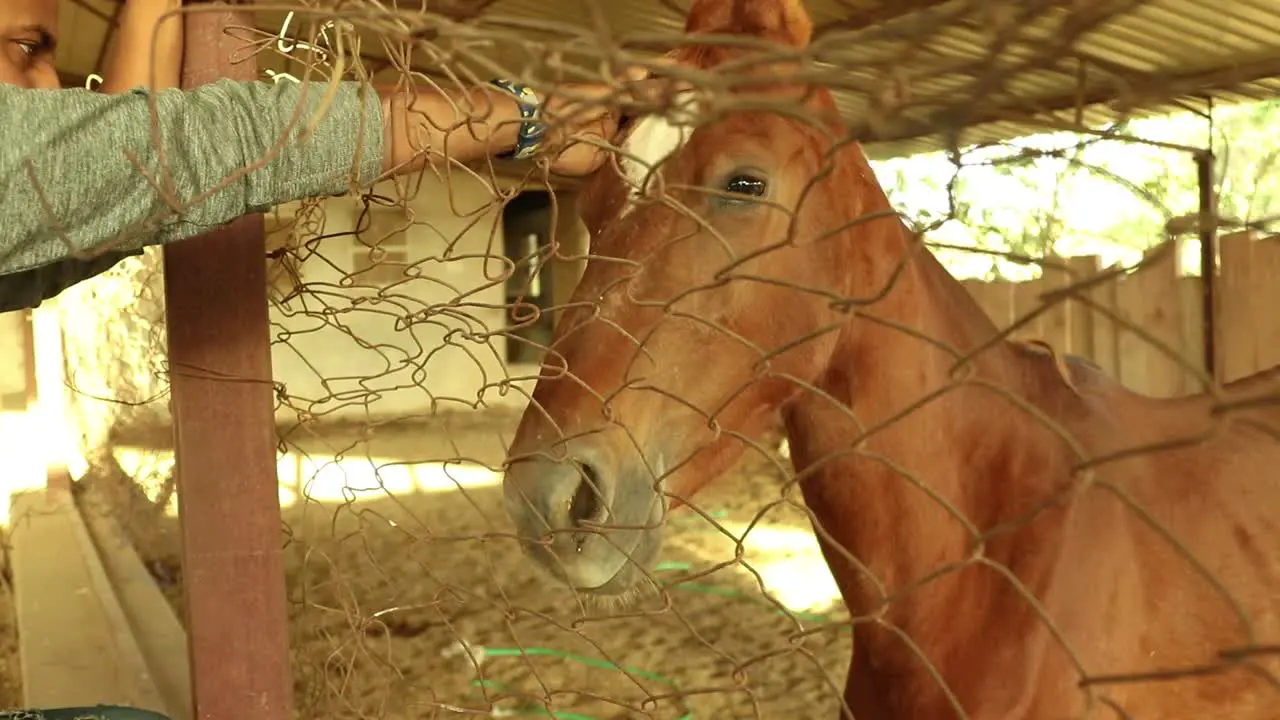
(377, 77, 628, 178)
(0, 0, 190, 310)
(0, 79, 383, 282)
(0, 74, 633, 311)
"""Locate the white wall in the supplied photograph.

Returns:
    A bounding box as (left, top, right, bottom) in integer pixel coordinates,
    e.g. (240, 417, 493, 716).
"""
(268, 173, 551, 423)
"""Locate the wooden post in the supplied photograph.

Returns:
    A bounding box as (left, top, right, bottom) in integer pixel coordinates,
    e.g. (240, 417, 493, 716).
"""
(163, 5, 293, 720)
(22, 309, 36, 411)
(1195, 150, 1218, 382)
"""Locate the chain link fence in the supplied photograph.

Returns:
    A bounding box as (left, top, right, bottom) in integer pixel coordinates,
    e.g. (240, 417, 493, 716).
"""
(11, 0, 1280, 717)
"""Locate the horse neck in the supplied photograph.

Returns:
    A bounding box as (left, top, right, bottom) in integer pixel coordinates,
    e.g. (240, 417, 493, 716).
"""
(788, 213, 1069, 608)
(841, 214, 1020, 414)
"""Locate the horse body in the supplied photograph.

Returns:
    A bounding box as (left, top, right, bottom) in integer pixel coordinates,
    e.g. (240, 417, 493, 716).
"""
(501, 0, 1280, 716)
(782, 238, 1280, 718)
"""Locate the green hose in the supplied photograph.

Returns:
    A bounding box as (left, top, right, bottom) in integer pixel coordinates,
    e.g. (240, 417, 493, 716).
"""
(460, 541, 848, 720)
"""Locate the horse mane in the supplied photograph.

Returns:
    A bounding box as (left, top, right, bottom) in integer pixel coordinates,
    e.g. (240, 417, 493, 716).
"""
(685, 0, 813, 46)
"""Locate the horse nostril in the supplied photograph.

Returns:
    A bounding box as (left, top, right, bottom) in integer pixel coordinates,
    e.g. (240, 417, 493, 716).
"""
(568, 461, 605, 527)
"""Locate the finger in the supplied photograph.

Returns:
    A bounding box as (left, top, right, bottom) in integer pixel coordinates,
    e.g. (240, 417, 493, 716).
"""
(622, 77, 670, 107)
(558, 99, 612, 126)
(619, 64, 649, 85)
(648, 54, 682, 70)
(645, 54, 695, 97)
(546, 133, 608, 177)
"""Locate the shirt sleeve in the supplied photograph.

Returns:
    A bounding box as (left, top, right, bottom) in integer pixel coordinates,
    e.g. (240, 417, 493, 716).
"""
(0, 78, 385, 311)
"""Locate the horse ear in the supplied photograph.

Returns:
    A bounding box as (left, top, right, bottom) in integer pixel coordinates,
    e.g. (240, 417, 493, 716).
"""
(684, 0, 814, 48)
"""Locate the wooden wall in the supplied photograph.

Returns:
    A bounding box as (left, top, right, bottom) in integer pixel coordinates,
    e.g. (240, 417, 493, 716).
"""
(960, 231, 1279, 397)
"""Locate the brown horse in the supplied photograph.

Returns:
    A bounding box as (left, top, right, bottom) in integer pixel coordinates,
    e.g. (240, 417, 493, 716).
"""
(501, 0, 1280, 717)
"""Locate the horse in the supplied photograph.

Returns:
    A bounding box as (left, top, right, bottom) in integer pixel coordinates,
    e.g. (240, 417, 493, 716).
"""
(500, 0, 1280, 717)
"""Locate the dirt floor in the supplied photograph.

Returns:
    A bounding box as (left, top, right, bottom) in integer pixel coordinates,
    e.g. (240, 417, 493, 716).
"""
(7, 410, 854, 719)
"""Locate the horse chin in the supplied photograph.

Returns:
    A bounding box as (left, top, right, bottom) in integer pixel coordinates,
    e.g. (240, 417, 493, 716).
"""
(524, 516, 667, 608)
(579, 525, 665, 599)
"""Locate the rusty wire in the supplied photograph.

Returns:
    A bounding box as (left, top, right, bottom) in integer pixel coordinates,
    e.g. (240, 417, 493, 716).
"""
(24, 0, 1280, 718)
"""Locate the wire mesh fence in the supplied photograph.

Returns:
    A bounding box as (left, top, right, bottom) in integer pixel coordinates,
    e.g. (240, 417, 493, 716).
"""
(12, 0, 1280, 718)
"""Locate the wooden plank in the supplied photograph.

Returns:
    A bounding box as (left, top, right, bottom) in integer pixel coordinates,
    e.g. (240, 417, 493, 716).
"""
(10, 490, 168, 713)
(1147, 243, 1190, 397)
(1037, 258, 1072, 353)
(990, 279, 1016, 332)
(1217, 231, 1257, 383)
(968, 278, 1016, 334)
(1059, 256, 1099, 358)
(1012, 275, 1045, 342)
(1250, 235, 1280, 375)
(1115, 242, 1186, 397)
(1178, 275, 1208, 393)
(161, 8, 294, 720)
(1087, 259, 1121, 379)
(79, 487, 193, 720)
(1114, 265, 1145, 393)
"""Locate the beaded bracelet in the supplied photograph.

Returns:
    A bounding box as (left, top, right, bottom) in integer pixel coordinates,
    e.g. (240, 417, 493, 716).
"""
(488, 79, 547, 161)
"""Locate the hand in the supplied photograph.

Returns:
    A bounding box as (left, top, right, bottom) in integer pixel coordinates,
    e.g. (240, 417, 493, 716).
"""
(537, 67, 676, 177)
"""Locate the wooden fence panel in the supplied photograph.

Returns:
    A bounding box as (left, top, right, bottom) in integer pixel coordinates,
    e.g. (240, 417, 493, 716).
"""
(1064, 255, 1099, 358)
(1038, 259, 1073, 354)
(962, 277, 1014, 344)
(1178, 275, 1208, 393)
(1084, 258, 1122, 380)
(1012, 273, 1046, 343)
(1114, 244, 1188, 397)
(957, 235, 1280, 396)
(1218, 231, 1257, 384)
(1252, 235, 1280, 375)
(982, 279, 1016, 330)
(962, 280, 993, 329)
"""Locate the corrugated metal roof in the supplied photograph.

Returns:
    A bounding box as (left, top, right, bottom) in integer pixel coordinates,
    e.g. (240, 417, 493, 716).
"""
(54, 0, 1280, 159)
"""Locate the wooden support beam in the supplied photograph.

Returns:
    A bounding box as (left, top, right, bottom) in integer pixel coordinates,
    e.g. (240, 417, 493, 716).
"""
(855, 53, 1280, 148)
(162, 5, 293, 720)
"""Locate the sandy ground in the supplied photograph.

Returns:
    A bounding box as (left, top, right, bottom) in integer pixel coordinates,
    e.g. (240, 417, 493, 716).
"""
(5, 411, 853, 719)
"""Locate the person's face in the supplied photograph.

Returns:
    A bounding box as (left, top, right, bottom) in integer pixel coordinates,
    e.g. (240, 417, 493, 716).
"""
(0, 0, 59, 89)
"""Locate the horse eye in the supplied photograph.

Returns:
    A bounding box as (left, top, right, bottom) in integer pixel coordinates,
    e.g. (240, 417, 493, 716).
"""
(724, 174, 767, 197)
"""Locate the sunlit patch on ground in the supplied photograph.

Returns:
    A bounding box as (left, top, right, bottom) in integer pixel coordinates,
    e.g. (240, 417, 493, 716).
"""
(277, 453, 503, 505)
(107, 442, 840, 618)
(110, 445, 503, 515)
(670, 517, 842, 617)
(79, 423, 852, 719)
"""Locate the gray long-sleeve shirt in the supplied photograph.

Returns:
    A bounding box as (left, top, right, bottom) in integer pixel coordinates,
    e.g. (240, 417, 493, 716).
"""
(0, 78, 385, 311)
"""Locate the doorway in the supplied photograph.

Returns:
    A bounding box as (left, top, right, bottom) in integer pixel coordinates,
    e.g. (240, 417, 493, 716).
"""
(502, 191, 557, 365)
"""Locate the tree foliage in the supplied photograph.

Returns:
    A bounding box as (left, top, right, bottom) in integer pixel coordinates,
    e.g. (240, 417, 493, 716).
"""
(872, 100, 1280, 281)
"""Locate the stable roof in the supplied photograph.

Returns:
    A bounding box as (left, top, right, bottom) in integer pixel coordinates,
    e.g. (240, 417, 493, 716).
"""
(53, 0, 1280, 159)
